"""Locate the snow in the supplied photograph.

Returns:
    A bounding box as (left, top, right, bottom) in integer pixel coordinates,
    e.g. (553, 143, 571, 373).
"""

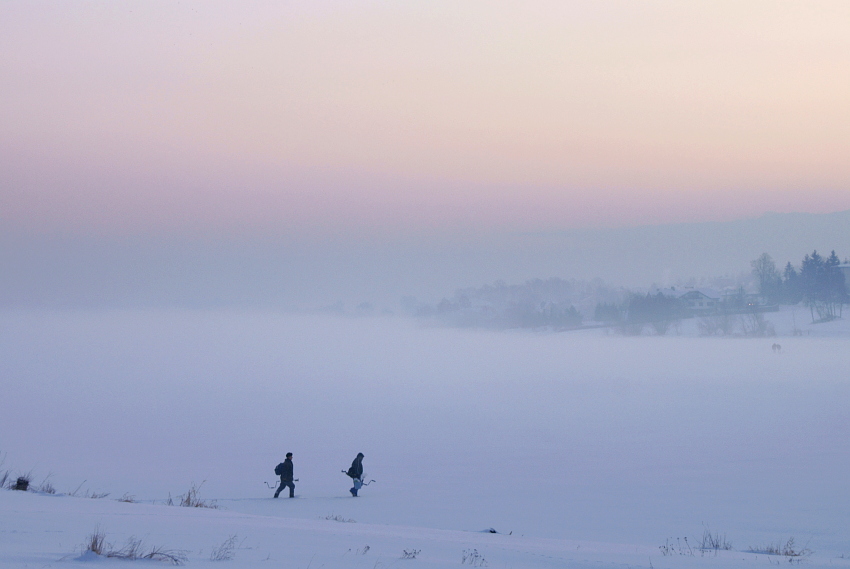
(2, 306, 849, 568)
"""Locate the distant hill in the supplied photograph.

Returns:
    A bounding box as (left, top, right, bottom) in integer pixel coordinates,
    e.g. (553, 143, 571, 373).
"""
(506, 209, 850, 288)
(2, 210, 848, 309)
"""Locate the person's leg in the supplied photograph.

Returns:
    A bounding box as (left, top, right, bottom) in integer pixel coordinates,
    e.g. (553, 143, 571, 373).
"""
(288, 480, 295, 498)
(274, 476, 285, 498)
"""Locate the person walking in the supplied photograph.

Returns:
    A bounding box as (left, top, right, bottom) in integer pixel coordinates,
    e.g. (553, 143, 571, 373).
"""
(345, 453, 364, 496)
(274, 452, 295, 498)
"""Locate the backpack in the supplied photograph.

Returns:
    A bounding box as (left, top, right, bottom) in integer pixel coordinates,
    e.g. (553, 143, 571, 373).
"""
(346, 462, 362, 479)
(274, 462, 285, 476)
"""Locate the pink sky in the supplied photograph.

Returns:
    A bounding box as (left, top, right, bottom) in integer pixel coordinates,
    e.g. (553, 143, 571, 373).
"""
(2, 1, 850, 238)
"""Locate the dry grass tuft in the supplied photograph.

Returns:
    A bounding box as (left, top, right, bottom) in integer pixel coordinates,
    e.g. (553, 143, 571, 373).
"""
(167, 481, 218, 509)
(83, 527, 187, 565)
(209, 535, 239, 561)
(748, 537, 812, 558)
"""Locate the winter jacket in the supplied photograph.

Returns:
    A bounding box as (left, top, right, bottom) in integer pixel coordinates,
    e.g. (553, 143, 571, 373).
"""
(279, 458, 293, 480)
(346, 455, 363, 479)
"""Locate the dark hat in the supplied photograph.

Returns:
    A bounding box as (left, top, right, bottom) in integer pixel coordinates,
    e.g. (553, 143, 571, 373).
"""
(286, 452, 293, 458)
(357, 453, 364, 458)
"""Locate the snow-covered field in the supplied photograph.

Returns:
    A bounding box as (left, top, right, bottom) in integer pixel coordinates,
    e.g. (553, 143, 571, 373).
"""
(2, 307, 849, 568)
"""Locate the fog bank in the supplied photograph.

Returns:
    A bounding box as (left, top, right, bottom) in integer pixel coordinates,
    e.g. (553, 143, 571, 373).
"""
(2, 210, 848, 311)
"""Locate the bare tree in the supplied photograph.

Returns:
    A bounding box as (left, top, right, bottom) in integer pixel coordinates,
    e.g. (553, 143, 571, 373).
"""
(751, 253, 781, 304)
(697, 312, 736, 336)
(740, 306, 775, 337)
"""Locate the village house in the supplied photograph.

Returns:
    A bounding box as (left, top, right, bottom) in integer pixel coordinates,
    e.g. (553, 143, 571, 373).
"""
(675, 288, 722, 313)
(652, 287, 723, 314)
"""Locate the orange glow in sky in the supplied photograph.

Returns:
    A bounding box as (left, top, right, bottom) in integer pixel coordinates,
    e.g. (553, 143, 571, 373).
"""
(2, 1, 850, 237)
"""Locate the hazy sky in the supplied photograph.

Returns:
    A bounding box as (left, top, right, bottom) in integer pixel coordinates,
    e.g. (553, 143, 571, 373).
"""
(3, 1, 850, 240)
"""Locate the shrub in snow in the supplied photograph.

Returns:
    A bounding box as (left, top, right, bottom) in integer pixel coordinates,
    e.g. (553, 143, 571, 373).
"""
(83, 527, 188, 565)
(36, 474, 56, 494)
(747, 537, 812, 558)
(86, 527, 107, 555)
(111, 538, 188, 565)
(209, 535, 238, 561)
(322, 513, 355, 523)
(698, 527, 732, 552)
(0, 454, 12, 490)
(461, 548, 487, 566)
(697, 313, 736, 336)
(167, 481, 218, 509)
(659, 537, 694, 556)
(67, 480, 109, 498)
(739, 310, 775, 337)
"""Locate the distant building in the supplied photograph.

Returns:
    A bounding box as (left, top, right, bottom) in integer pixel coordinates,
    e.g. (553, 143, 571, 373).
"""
(676, 288, 721, 313)
(653, 287, 722, 313)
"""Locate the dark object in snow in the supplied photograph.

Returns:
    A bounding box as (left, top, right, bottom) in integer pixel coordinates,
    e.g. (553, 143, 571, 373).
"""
(274, 455, 295, 498)
(345, 453, 364, 479)
(265, 479, 298, 490)
(342, 452, 374, 498)
(345, 453, 365, 496)
(14, 477, 29, 491)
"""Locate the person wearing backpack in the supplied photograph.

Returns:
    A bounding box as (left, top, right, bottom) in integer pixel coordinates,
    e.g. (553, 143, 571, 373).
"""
(273, 452, 295, 498)
(345, 453, 364, 496)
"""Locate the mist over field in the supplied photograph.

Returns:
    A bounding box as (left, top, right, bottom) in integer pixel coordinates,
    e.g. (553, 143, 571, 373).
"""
(2, 307, 849, 557)
(2, 210, 849, 311)
(3, 213, 850, 569)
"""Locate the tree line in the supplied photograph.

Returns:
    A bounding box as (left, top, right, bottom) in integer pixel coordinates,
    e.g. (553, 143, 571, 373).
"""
(752, 250, 848, 322)
(414, 249, 848, 332)
(591, 249, 848, 335)
(411, 277, 594, 330)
